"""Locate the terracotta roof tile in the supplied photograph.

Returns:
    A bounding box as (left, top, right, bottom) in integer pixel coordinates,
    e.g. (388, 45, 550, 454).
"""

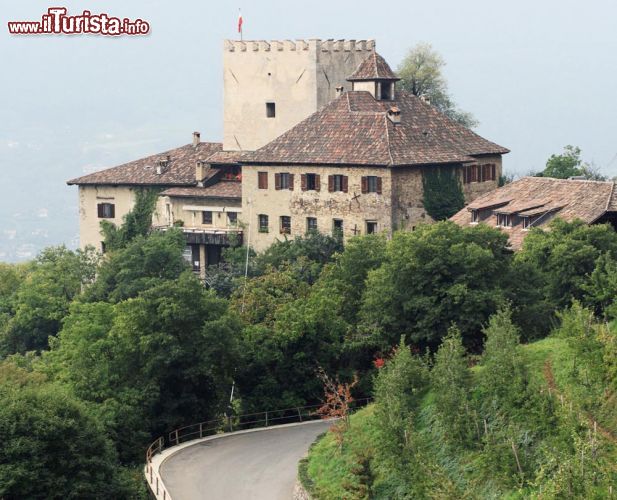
(205, 150, 245, 164)
(161, 181, 242, 199)
(347, 52, 400, 81)
(67, 142, 222, 186)
(244, 90, 508, 166)
(451, 177, 616, 249)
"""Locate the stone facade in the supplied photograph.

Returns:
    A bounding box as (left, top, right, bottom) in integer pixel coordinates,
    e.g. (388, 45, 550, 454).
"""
(243, 164, 392, 251)
(223, 39, 374, 151)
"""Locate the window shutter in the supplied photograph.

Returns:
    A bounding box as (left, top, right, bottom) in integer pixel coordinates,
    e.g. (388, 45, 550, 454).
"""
(491, 164, 496, 181)
(110, 204, 115, 218)
(97, 204, 103, 218)
(288, 173, 294, 190)
(342, 176, 348, 193)
(301, 174, 307, 191)
(361, 176, 368, 194)
(328, 175, 334, 192)
(275, 173, 281, 190)
(376, 177, 382, 194)
(315, 174, 321, 191)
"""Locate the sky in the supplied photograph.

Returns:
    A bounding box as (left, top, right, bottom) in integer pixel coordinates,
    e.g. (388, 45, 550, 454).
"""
(1, 0, 617, 260)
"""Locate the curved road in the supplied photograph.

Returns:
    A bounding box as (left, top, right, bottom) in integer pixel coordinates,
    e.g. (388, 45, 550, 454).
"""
(160, 420, 332, 500)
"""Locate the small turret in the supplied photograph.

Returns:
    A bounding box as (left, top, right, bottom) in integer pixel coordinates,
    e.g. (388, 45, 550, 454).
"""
(347, 52, 400, 100)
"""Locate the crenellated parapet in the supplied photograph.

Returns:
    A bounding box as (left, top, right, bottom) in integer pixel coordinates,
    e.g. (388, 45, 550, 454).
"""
(224, 39, 375, 53)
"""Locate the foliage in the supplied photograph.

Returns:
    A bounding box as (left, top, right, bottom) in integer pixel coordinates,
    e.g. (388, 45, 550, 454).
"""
(0, 362, 134, 498)
(516, 219, 617, 310)
(422, 166, 465, 221)
(81, 228, 188, 303)
(431, 327, 474, 446)
(583, 252, 617, 317)
(100, 189, 159, 251)
(0, 246, 97, 355)
(397, 42, 478, 128)
(360, 222, 511, 350)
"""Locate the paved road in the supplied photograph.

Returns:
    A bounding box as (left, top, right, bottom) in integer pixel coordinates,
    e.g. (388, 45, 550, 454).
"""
(160, 420, 332, 500)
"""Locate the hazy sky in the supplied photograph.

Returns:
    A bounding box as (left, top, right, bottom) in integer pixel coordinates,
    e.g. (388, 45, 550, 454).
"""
(1, 0, 617, 256)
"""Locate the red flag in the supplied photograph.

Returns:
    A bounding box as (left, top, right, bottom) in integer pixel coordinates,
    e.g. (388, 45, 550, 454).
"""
(238, 11, 243, 34)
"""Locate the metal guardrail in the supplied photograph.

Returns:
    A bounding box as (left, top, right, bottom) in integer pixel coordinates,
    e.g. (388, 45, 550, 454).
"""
(144, 398, 372, 498)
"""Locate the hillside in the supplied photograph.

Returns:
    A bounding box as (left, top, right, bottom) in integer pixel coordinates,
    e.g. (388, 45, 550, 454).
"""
(302, 332, 617, 499)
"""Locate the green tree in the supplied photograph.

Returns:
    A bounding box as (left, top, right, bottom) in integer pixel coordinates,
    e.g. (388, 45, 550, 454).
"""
(431, 327, 474, 446)
(583, 252, 617, 317)
(397, 43, 478, 128)
(539, 145, 584, 179)
(516, 219, 617, 310)
(361, 222, 511, 349)
(0, 362, 131, 498)
(81, 228, 188, 303)
(0, 246, 97, 355)
(422, 166, 465, 221)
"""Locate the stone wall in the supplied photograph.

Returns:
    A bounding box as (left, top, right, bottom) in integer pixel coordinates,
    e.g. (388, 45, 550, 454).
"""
(461, 155, 503, 202)
(241, 164, 392, 252)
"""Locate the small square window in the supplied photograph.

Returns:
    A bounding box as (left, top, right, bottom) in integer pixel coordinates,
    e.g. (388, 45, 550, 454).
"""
(202, 211, 213, 225)
(306, 217, 318, 233)
(228, 212, 238, 226)
(258, 214, 269, 233)
(266, 102, 276, 118)
(280, 216, 291, 234)
(97, 203, 115, 219)
(366, 221, 378, 234)
(333, 219, 343, 236)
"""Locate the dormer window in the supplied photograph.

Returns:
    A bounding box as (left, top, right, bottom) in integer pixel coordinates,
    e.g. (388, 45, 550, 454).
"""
(496, 213, 512, 228)
(471, 209, 479, 223)
(379, 82, 394, 100)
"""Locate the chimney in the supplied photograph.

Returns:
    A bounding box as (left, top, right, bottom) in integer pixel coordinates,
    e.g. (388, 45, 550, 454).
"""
(335, 86, 344, 96)
(196, 159, 209, 185)
(420, 94, 431, 105)
(387, 105, 401, 125)
(156, 155, 171, 175)
(193, 131, 201, 146)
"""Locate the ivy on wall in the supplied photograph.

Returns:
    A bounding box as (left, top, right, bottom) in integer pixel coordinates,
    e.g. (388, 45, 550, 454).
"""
(422, 166, 465, 221)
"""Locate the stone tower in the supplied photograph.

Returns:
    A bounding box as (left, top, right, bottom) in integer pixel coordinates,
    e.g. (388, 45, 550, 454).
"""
(223, 39, 375, 152)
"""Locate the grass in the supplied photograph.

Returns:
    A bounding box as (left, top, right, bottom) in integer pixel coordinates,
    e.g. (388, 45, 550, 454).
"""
(303, 336, 617, 499)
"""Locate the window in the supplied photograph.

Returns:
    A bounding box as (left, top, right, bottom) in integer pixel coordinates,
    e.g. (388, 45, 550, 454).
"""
(266, 102, 276, 118)
(280, 216, 291, 234)
(463, 164, 496, 184)
(258, 171, 268, 189)
(332, 219, 343, 236)
(227, 212, 238, 226)
(471, 209, 479, 224)
(379, 82, 393, 100)
(328, 175, 348, 193)
(275, 172, 294, 190)
(366, 221, 378, 234)
(202, 211, 213, 225)
(97, 203, 115, 219)
(301, 173, 320, 191)
(362, 176, 382, 194)
(258, 214, 269, 233)
(496, 213, 512, 228)
(306, 217, 318, 233)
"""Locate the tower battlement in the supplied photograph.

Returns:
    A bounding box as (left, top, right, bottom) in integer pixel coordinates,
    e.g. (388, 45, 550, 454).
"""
(224, 39, 375, 53)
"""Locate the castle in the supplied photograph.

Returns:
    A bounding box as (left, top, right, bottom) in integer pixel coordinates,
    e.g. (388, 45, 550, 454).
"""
(68, 39, 508, 275)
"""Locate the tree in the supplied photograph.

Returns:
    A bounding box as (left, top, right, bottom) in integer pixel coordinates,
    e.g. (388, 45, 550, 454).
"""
(360, 222, 511, 350)
(0, 362, 131, 498)
(538, 145, 607, 180)
(0, 246, 97, 356)
(81, 228, 188, 303)
(397, 43, 478, 128)
(431, 327, 474, 446)
(422, 166, 465, 221)
(516, 219, 617, 310)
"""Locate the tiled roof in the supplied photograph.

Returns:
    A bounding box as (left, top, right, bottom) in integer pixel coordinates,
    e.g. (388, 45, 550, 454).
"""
(347, 52, 400, 81)
(244, 90, 508, 166)
(67, 142, 222, 186)
(206, 150, 245, 165)
(161, 181, 242, 199)
(450, 177, 616, 249)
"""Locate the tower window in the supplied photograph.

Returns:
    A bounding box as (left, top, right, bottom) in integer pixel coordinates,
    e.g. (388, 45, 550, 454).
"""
(366, 221, 378, 234)
(379, 82, 393, 100)
(266, 102, 276, 118)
